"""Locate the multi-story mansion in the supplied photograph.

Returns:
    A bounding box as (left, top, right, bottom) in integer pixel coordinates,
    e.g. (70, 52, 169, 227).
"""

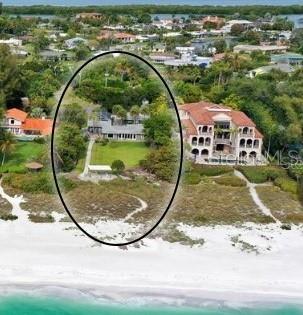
(179, 101, 264, 165)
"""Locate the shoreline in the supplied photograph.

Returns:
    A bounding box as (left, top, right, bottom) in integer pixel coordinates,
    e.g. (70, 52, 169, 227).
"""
(1, 282, 303, 309)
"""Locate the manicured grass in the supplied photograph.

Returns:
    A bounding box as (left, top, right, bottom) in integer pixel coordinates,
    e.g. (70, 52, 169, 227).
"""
(0, 142, 45, 173)
(91, 141, 149, 168)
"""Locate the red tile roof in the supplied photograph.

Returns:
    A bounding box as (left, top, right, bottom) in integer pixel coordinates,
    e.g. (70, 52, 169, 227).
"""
(6, 108, 28, 122)
(182, 119, 197, 136)
(254, 129, 263, 139)
(22, 118, 53, 135)
(180, 101, 256, 127)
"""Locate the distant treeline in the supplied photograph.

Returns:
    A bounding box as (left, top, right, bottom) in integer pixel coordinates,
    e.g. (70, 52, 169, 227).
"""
(3, 5, 303, 17)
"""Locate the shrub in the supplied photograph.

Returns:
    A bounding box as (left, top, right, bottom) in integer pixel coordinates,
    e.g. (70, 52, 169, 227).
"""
(214, 175, 246, 187)
(236, 166, 287, 184)
(183, 172, 201, 185)
(111, 160, 125, 174)
(0, 214, 18, 221)
(29, 213, 55, 223)
(3, 173, 54, 194)
(274, 177, 298, 195)
(192, 164, 233, 177)
(33, 137, 46, 144)
(95, 138, 109, 146)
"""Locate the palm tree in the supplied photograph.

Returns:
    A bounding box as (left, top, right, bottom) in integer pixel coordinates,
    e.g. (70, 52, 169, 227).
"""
(0, 131, 16, 166)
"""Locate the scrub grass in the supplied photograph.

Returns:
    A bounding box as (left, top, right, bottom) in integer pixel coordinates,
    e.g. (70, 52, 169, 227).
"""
(91, 141, 149, 168)
(256, 186, 303, 224)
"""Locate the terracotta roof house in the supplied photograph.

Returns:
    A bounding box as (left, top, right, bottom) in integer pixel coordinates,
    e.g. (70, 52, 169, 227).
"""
(179, 101, 264, 165)
(97, 31, 136, 43)
(3, 108, 53, 137)
(76, 12, 103, 20)
(201, 16, 225, 29)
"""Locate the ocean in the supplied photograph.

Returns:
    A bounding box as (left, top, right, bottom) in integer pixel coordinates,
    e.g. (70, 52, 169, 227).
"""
(4, 0, 303, 6)
(0, 295, 303, 315)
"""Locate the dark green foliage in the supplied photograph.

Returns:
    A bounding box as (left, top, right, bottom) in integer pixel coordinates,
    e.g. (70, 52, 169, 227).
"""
(60, 103, 87, 128)
(111, 159, 125, 174)
(142, 145, 178, 182)
(55, 123, 86, 172)
(0, 214, 18, 221)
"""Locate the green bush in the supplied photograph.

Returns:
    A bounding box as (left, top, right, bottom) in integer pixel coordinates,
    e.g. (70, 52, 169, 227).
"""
(33, 137, 46, 144)
(236, 166, 287, 183)
(274, 177, 298, 195)
(0, 214, 18, 221)
(214, 175, 246, 187)
(192, 164, 233, 177)
(3, 173, 54, 194)
(29, 213, 55, 223)
(183, 172, 201, 185)
(111, 159, 125, 174)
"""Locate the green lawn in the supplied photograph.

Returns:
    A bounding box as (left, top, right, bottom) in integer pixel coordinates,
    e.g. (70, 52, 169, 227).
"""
(0, 142, 45, 173)
(91, 141, 149, 168)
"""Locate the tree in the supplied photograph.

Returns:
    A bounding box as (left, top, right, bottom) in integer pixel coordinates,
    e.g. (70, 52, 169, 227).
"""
(130, 105, 140, 122)
(0, 130, 16, 166)
(111, 160, 125, 174)
(55, 123, 86, 172)
(74, 44, 90, 61)
(0, 44, 21, 106)
(30, 107, 45, 118)
(61, 103, 87, 128)
(144, 113, 173, 147)
(230, 24, 245, 36)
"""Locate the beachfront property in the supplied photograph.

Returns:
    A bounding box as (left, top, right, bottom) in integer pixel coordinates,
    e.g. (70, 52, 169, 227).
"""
(87, 110, 146, 141)
(2, 108, 53, 137)
(180, 101, 264, 165)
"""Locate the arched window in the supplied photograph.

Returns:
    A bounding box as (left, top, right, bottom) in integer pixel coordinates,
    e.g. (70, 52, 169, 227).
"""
(253, 139, 259, 148)
(192, 137, 197, 145)
(191, 148, 199, 155)
(240, 139, 245, 147)
(243, 127, 249, 134)
(202, 126, 208, 133)
(239, 151, 247, 158)
(249, 151, 257, 158)
(205, 137, 211, 146)
(198, 137, 204, 145)
(246, 139, 252, 148)
(201, 149, 209, 156)
(209, 127, 213, 133)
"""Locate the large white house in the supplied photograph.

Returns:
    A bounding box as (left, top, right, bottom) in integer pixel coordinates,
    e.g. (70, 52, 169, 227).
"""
(179, 101, 264, 165)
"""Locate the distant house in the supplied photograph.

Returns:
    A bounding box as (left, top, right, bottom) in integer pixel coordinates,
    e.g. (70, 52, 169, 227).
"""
(248, 63, 294, 78)
(164, 54, 213, 68)
(97, 31, 136, 43)
(65, 37, 88, 49)
(201, 16, 225, 29)
(0, 38, 22, 47)
(2, 108, 53, 137)
(87, 111, 146, 141)
(233, 44, 288, 54)
(39, 49, 72, 61)
(76, 12, 103, 20)
(180, 101, 264, 165)
(149, 52, 175, 64)
(271, 53, 303, 65)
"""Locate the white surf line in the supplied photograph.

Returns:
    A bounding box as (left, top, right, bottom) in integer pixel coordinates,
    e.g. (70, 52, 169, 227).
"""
(0, 179, 28, 222)
(123, 195, 148, 222)
(234, 170, 280, 224)
(79, 137, 95, 178)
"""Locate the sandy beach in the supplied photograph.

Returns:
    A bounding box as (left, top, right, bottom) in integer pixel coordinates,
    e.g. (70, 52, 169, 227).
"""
(1, 184, 303, 306)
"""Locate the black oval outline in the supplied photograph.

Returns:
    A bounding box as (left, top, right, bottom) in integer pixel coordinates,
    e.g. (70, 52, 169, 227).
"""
(51, 50, 184, 246)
